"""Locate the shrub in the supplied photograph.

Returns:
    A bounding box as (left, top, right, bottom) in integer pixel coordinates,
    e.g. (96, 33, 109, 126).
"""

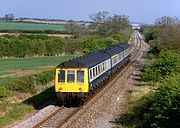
(134, 74, 180, 128)
(141, 50, 179, 82)
(0, 86, 10, 100)
(2, 70, 54, 94)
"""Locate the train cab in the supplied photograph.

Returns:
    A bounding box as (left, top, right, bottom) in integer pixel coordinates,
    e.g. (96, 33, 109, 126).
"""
(55, 68, 89, 93)
(55, 60, 90, 99)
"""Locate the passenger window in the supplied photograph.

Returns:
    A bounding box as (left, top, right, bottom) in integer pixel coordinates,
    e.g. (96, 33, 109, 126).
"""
(98, 65, 101, 74)
(58, 70, 65, 82)
(103, 63, 105, 71)
(93, 68, 96, 77)
(67, 70, 75, 83)
(105, 62, 107, 69)
(96, 67, 98, 75)
(77, 71, 84, 83)
(112, 56, 117, 65)
(101, 64, 103, 71)
(90, 69, 92, 79)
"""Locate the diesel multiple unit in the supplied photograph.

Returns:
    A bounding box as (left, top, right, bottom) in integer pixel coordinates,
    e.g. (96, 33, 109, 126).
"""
(55, 43, 131, 101)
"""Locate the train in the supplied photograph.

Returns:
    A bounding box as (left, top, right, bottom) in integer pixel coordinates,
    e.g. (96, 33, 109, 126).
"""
(55, 42, 131, 104)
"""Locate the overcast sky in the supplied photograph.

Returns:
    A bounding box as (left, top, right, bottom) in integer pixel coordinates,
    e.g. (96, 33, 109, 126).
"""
(0, 0, 180, 24)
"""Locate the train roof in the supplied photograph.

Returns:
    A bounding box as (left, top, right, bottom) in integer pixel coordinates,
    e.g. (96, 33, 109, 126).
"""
(56, 42, 130, 69)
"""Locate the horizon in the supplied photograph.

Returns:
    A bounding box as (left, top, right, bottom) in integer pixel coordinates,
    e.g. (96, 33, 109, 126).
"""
(1, 0, 180, 24)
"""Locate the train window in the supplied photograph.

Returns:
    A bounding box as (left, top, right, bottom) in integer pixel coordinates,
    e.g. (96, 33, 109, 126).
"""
(105, 62, 107, 69)
(77, 71, 84, 83)
(90, 69, 92, 79)
(100, 64, 103, 72)
(112, 56, 118, 65)
(98, 65, 101, 74)
(93, 68, 96, 77)
(58, 70, 65, 82)
(103, 63, 105, 71)
(96, 67, 98, 75)
(67, 70, 75, 83)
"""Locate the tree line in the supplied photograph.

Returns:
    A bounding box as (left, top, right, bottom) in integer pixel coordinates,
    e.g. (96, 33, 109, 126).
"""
(0, 11, 132, 58)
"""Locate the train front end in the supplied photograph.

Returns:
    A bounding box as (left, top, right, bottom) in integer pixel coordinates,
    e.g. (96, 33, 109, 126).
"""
(55, 67, 89, 100)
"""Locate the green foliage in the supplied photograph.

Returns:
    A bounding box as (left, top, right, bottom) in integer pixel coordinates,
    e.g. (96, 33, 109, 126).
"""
(0, 103, 33, 127)
(144, 28, 157, 42)
(0, 33, 130, 58)
(0, 22, 67, 31)
(81, 36, 117, 54)
(142, 50, 179, 82)
(126, 74, 180, 128)
(98, 15, 131, 36)
(0, 35, 66, 57)
(155, 50, 178, 76)
(34, 70, 54, 86)
(148, 40, 160, 55)
(0, 86, 10, 99)
(1, 70, 54, 94)
(0, 55, 75, 76)
(111, 34, 130, 42)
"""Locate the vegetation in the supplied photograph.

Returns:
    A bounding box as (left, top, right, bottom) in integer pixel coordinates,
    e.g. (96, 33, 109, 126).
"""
(0, 55, 75, 72)
(119, 16, 180, 128)
(0, 22, 67, 31)
(0, 34, 66, 57)
(0, 103, 34, 127)
(0, 11, 132, 127)
(0, 55, 75, 98)
(90, 11, 132, 37)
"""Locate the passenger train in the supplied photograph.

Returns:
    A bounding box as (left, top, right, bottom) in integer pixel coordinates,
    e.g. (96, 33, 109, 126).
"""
(55, 42, 131, 103)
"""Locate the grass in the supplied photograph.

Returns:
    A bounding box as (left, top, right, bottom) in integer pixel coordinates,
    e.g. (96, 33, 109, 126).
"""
(0, 55, 77, 83)
(0, 22, 67, 31)
(0, 103, 34, 128)
(0, 71, 14, 75)
(0, 55, 76, 72)
(0, 87, 56, 128)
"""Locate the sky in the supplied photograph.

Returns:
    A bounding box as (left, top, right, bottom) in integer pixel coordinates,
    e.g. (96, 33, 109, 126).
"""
(0, 0, 180, 24)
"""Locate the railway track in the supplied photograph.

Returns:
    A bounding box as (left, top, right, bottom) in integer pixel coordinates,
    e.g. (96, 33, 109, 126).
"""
(32, 31, 143, 128)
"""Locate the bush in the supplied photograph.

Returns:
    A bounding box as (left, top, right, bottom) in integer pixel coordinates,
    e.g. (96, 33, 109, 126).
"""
(141, 49, 179, 82)
(2, 70, 54, 94)
(81, 36, 117, 54)
(0, 86, 10, 99)
(131, 74, 180, 128)
(0, 35, 65, 58)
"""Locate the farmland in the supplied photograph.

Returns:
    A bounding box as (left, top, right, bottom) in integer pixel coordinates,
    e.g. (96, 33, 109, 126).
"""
(0, 55, 76, 83)
(0, 22, 67, 31)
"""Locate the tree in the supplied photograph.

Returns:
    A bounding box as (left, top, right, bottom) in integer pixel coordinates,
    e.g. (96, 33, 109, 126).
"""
(90, 11, 109, 23)
(89, 11, 109, 29)
(98, 14, 131, 36)
(4, 14, 14, 21)
(155, 16, 179, 26)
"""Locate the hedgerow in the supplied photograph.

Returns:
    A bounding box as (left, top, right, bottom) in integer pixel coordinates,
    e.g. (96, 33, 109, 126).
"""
(141, 49, 179, 83)
(126, 74, 180, 128)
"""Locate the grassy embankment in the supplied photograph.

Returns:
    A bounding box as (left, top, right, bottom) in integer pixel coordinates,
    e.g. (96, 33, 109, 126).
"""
(0, 56, 75, 80)
(114, 20, 180, 127)
(0, 55, 76, 127)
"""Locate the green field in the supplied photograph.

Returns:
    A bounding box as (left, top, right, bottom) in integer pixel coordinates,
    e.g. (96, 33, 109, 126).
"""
(0, 22, 67, 31)
(0, 55, 76, 83)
